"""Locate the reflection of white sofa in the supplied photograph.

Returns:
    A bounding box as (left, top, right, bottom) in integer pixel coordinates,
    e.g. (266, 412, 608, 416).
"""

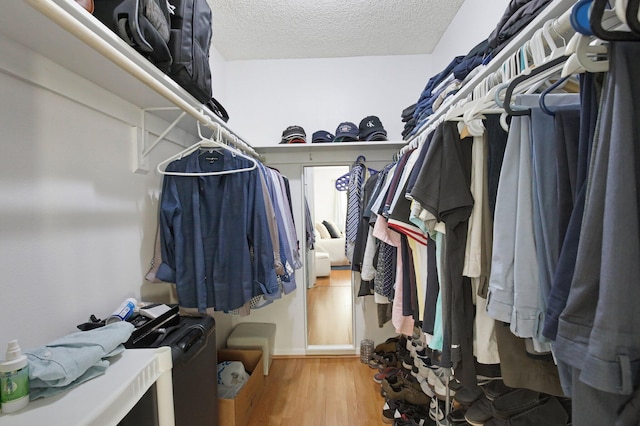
(314, 222, 350, 267)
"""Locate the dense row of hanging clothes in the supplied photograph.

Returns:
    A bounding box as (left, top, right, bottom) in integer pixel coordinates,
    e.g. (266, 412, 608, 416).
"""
(145, 133, 302, 316)
(347, 1, 640, 423)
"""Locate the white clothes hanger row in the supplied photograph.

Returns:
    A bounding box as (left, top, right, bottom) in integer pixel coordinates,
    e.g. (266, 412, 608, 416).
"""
(157, 120, 259, 177)
(398, 0, 579, 153)
(451, 8, 576, 122)
(442, 0, 631, 129)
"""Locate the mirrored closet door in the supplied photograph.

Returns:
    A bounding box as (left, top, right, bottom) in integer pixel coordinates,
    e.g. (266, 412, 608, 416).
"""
(304, 165, 355, 348)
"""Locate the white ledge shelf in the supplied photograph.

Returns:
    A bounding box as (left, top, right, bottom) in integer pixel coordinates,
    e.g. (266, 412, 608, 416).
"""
(0, 347, 174, 426)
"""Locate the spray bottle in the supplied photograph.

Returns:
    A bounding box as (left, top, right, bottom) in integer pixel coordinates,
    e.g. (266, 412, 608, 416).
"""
(0, 340, 30, 413)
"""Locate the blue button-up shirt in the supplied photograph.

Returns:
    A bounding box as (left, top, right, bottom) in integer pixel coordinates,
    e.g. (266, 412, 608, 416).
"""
(157, 149, 278, 312)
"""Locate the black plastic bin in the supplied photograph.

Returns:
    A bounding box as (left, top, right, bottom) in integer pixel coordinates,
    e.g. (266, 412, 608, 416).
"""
(119, 315, 218, 426)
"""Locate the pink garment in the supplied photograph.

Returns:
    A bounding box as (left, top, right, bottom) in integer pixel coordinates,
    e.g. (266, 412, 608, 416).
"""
(373, 217, 414, 336)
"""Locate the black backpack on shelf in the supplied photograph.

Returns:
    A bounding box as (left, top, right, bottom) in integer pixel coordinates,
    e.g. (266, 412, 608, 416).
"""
(94, 0, 173, 73)
(93, 0, 229, 121)
(166, 0, 213, 103)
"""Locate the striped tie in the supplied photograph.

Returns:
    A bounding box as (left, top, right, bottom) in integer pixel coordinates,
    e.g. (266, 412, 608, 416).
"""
(345, 162, 365, 262)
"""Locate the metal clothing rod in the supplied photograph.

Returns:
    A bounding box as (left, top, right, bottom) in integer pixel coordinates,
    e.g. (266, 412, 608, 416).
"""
(25, 0, 258, 160)
(402, 0, 576, 149)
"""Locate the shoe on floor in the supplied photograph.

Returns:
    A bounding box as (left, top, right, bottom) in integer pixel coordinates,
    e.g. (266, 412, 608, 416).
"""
(375, 367, 402, 384)
(453, 385, 484, 406)
(507, 396, 568, 426)
(483, 418, 507, 426)
(382, 398, 402, 424)
(429, 397, 448, 426)
(427, 367, 455, 400)
(491, 388, 549, 420)
(482, 379, 513, 401)
(446, 407, 469, 424)
(375, 337, 401, 354)
(464, 397, 493, 426)
(397, 384, 432, 406)
(396, 402, 432, 425)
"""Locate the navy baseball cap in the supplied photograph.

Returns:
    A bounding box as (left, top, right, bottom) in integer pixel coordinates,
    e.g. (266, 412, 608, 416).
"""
(359, 116, 388, 141)
(334, 122, 359, 142)
(280, 125, 307, 144)
(312, 130, 335, 143)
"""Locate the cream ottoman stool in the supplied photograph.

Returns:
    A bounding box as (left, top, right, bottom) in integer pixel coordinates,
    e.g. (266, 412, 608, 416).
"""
(226, 322, 276, 375)
(315, 251, 331, 277)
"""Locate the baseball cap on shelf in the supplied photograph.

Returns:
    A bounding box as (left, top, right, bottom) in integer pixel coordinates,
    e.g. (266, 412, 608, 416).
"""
(312, 130, 335, 143)
(358, 116, 388, 141)
(334, 122, 359, 142)
(279, 125, 307, 144)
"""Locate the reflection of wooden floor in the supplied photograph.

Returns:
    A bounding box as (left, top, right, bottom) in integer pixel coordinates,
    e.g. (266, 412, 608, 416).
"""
(248, 357, 386, 426)
(307, 269, 352, 345)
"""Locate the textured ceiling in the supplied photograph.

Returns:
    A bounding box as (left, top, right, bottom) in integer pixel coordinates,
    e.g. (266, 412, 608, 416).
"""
(210, 0, 466, 61)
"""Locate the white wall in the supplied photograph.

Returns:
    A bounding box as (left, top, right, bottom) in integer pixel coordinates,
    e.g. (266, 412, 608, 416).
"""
(311, 166, 348, 232)
(217, 55, 432, 146)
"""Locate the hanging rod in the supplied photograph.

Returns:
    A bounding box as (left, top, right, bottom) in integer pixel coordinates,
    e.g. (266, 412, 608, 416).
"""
(25, 0, 259, 162)
(401, 0, 576, 151)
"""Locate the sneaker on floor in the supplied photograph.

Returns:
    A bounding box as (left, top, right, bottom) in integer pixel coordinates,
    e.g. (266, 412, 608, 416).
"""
(419, 378, 436, 398)
(429, 397, 448, 426)
(446, 407, 469, 424)
(382, 398, 402, 424)
(382, 399, 399, 424)
(414, 348, 435, 380)
(375, 337, 401, 354)
(411, 364, 426, 382)
(448, 378, 464, 392)
(393, 419, 427, 426)
(385, 384, 431, 406)
(396, 401, 432, 425)
(375, 367, 402, 384)
(400, 384, 433, 406)
(427, 367, 454, 400)
(382, 374, 422, 400)
(399, 347, 414, 370)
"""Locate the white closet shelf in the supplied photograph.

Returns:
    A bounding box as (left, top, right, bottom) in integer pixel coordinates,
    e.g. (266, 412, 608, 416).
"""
(3, 0, 190, 113)
(1, 347, 174, 426)
(257, 141, 406, 154)
(1, 0, 248, 167)
(256, 141, 406, 164)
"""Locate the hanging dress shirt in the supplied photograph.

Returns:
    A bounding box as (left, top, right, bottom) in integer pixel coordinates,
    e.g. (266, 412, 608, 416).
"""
(157, 149, 278, 312)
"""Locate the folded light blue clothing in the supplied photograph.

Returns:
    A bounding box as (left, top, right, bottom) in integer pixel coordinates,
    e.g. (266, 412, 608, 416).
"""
(26, 322, 134, 399)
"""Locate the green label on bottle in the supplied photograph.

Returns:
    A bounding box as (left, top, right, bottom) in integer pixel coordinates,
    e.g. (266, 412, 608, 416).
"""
(1, 366, 29, 403)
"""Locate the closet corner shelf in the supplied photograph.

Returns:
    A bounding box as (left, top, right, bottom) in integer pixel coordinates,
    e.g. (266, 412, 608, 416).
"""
(1, 347, 174, 426)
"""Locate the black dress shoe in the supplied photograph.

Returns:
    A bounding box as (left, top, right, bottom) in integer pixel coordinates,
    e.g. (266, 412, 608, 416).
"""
(491, 388, 549, 420)
(508, 396, 569, 426)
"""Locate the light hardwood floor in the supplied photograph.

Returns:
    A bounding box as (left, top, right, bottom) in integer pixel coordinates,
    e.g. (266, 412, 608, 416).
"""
(307, 269, 353, 346)
(247, 356, 387, 426)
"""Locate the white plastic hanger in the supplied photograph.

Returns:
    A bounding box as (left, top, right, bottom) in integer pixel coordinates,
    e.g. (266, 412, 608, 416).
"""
(562, 33, 609, 76)
(157, 121, 258, 176)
